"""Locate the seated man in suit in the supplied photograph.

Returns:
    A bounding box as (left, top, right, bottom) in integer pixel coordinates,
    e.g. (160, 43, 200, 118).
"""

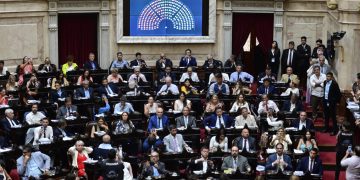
(139, 151, 167, 179)
(147, 107, 169, 132)
(280, 67, 300, 84)
(1, 108, 21, 133)
(258, 66, 277, 83)
(163, 125, 192, 153)
(75, 80, 94, 99)
(130, 52, 147, 68)
(83, 52, 100, 70)
(179, 67, 200, 83)
(188, 146, 214, 174)
(157, 77, 179, 96)
(294, 148, 323, 178)
(208, 73, 230, 96)
(179, 49, 197, 67)
(265, 143, 293, 171)
(175, 107, 197, 129)
(282, 94, 303, 113)
(221, 146, 251, 173)
(93, 135, 113, 160)
(203, 54, 223, 69)
(158, 66, 176, 83)
(257, 94, 280, 114)
(56, 97, 78, 119)
(143, 129, 163, 153)
(38, 57, 56, 73)
(50, 81, 67, 103)
(234, 128, 257, 152)
(156, 53, 173, 72)
(97, 78, 119, 97)
(292, 111, 315, 131)
(17, 145, 51, 179)
(234, 107, 258, 129)
(257, 78, 277, 95)
(25, 104, 46, 125)
(53, 119, 73, 139)
(204, 107, 233, 132)
(33, 117, 53, 145)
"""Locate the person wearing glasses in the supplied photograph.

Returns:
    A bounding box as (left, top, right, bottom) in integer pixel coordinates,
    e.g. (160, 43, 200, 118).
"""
(265, 143, 293, 172)
(139, 151, 167, 179)
(17, 145, 50, 179)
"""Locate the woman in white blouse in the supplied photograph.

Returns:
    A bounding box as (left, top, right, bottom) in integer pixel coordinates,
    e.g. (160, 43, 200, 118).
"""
(229, 94, 250, 113)
(266, 109, 283, 131)
(281, 81, 300, 96)
(174, 92, 192, 111)
(269, 128, 292, 151)
(144, 96, 158, 117)
(209, 128, 228, 153)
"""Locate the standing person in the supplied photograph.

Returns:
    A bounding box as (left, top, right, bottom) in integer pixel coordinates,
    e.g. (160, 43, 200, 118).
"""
(268, 41, 281, 75)
(296, 36, 312, 88)
(98, 149, 124, 180)
(281, 41, 297, 74)
(322, 72, 341, 135)
(335, 121, 353, 180)
(16, 56, 34, 86)
(310, 66, 326, 120)
(341, 145, 360, 180)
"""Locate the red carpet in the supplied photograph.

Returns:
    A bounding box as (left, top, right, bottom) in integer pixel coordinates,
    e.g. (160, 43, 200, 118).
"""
(319, 152, 336, 165)
(323, 170, 346, 180)
(316, 132, 337, 146)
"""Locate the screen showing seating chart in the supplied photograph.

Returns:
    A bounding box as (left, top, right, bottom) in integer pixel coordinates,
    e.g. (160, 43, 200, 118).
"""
(130, 0, 203, 36)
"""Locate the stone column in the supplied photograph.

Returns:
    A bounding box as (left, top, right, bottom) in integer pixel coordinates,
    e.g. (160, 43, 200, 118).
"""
(223, 1, 233, 62)
(99, 0, 110, 69)
(48, 1, 59, 66)
(274, 0, 284, 50)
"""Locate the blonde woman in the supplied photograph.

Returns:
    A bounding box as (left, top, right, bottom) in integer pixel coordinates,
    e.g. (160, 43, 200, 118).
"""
(205, 95, 224, 113)
(270, 128, 292, 151)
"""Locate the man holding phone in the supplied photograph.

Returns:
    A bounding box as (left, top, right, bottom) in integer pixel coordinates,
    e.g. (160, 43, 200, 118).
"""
(16, 145, 50, 179)
(139, 151, 167, 179)
(341, 145, 360, 180)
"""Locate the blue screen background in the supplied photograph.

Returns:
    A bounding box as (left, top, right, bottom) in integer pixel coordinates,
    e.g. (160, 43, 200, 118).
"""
(130, 0, 203, 36)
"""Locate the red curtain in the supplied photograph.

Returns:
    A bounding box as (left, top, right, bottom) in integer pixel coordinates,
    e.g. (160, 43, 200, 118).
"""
(232, 13, 253, 57)
(253, 14, 274, 59)
(58, 13, 98, 67)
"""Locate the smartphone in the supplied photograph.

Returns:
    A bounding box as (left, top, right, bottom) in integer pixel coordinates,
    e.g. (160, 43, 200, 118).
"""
(347, 145, 352, 153)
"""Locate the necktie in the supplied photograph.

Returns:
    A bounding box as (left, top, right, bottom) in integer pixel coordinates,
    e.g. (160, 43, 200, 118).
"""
(136, 75, 139, 83)
(67, 107, 71, 116)
(265, 102, 269, 111)
(187, 58, 190, 65)
(9, 120, 15, 127)
(310, 159, 314, 172)
(152, 166, 160, 177)
(173, 136, 179, 152)
(243, 139, 248, 151)
(237, 72, 240, 82)
(43, 127, 46, 138)
(288, 75, 291, 84)
(265, 88, 268, 94)
(184, 116, 188, 128)
(158, 118, 162, 129)
(287, 50, 292, 66)
(217, 116, 221, 128)
(233, 158, 237, 169)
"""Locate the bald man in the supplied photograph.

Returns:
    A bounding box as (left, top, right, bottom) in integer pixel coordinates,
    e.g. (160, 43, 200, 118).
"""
(157, 77, 179, 96)
(93, 134, 113, 160)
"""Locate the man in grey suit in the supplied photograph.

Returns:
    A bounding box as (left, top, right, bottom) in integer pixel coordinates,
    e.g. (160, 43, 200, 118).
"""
(139, 151, 167, 179)
(318, 55, 330, 74)
(56, 97, 78, 119)
(163, 125, 192, 153)
(233, 128, 257, 152)
(221, 146, 251, 173)
(175, 107, 197, 129)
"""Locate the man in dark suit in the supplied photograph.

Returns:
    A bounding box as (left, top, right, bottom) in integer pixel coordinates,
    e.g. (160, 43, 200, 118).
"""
(129, 52, 147, 68)
(139, 151, 167, 179)
(234, 128, 256, 152)
(281, 41, 298, 74)
(292, 111, 315, 131)
(53, 119, 73, 139)
(97, 78, 119, 97)
(296, 36, 312, 85)
(204, 107, 233, 132)
(295, 148, 323, 176)
(266, 143, 293, 171)
(98, 149, 124, 180)
(56, 98, 78, 119)
(83, 52, 100, 70)
(156, 53, 173, 72)
(221, 146, 251, 173)
(75, 80, 94, 99)
(312, 39, 329, 59)
(50, 81, 67, 103)
(188, 146, 214, 174)
(257, 78, 277, 95)
(175, 107, 197, 129)
(38, 57, 57, 73)
(147, 107, 169, 132)
(0, 108, 21, 133)
(93, 135, 113, 160)
(202, 54, 222, 69)
(282, 94, 303, 113)
(322, 72, 341, 135)
(224, 54, 243, 70)
(158, 66, 176, 83)
(179, 49, 197, 67)
(258, 66, 277, 83)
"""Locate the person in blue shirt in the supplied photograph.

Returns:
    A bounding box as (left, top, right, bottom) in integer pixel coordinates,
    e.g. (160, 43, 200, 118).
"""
(109, 52, 129, 69)
(208, 73, 230, 96)
(229, 65, 254, 83)
(17, 145, 51, 179)
(113, 96, 134, 115)
(147, 107, 169, 132)
(179, 49, 197, 67)
(143, 129, 163, 153)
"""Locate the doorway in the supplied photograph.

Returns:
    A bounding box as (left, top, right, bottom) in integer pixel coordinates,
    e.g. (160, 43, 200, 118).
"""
(58, 13, 98, 67)
(232, 13, 274, 77)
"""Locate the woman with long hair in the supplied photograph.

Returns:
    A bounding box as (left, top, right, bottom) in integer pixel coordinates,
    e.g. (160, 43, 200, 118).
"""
(17, 56, 34, 86)
(268, 41, 281, 75)
(77, 69, 93, 85)
(174, 92, 192, 111)
(114, 112, 135, 134)
(297, 130, 318, 152)
(232, 81, 252, 96)
(205, 94, 224, 113)
(5, 74, 18, 91)
(180, 78, 199, 95)
(229, 94, 250, 113)
(144, 96, 158, 117)
(270, 127, 292, 151)
(209, 128, 228, 153)
(89, 117, 109, 138)
(51, 72, 69, 89)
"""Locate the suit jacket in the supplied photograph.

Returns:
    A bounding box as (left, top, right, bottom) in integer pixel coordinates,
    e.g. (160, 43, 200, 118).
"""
(257, 85, 277, 95)
(163, 134, 187, 153)
(50, 89, 67, 103)
(224, 59, 242, 69)
(280, 74, 299, 84)
(296, 44, 312, 70)
(129, 59, 147, 68)
(75, 87, 94, 99)
(318, 64, 331, 75)
(38, 64, 57, 73)
(235, 136, 257, 151)
(221, 155, 250, 172)
(203, 59, 223, 69)
(176, 115, 197, 128)
(139, 161, 166, 178)
(268, 49, 281, 67)
(323, 80, 341, 103)
(147, 115, 169, 131)
(204, 114, 233, 128)
(0, 118, 21, 133)
(296, 156, 323, 175)
(83, 60, 100, 70)
(53, 127, 74, 138)
(17, 151, 51, 176)
(189, 158, 214, 173)
(281, 100, 303, 112)
(158, 72, 176, 82)
(179, 56, 197, 67)
(292, 119, 315, 131)
(156, 58, 173, 71)
(97, 84, 119, 97)
(56, 105, 78, 119)
(281, 49, 298, 73)
(265, 154, 293, 171)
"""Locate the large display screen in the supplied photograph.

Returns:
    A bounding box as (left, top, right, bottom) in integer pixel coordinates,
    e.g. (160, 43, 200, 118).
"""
(130, 0, 203, 36)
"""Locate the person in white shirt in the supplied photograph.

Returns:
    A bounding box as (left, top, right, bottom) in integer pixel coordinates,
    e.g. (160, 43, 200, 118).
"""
(157, 77, 179, 96)
(235, 107, 257, 128)
(208, 72, 230, 85)
(257, 94, 279, 114)
(0, 60, 8, 76)
(179, 67, 200, 83)
(266, 109, 283, 131)
(309, 66, 326, 119)
(113, 96, 135, 115)
(209, 128, 228, 153)
(341, 146, 360, 180)
(173, 92, 192, 111)
(281, 81, 300, 96)
(98, 135, 113, 150)
(26, 104, 46, 125)
(33, 118, 53, 145)
(128, 67, 148, 85)
(229, 94, 250, 113)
